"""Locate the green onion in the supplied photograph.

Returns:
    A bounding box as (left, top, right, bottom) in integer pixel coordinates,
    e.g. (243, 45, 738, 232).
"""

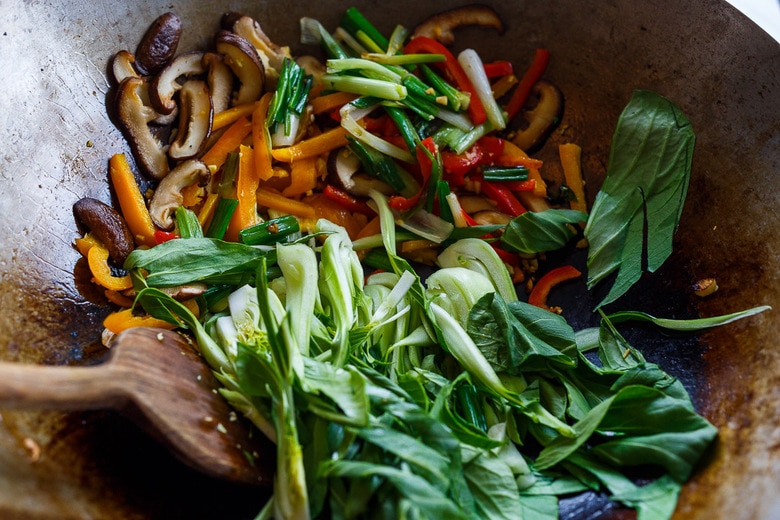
(205, 198, 238, 240)
(365, 53, 446, 66)
(340, 7, 389, 51)
(384, 105, 421, 152)
(175, 206, 203, 239)
(361, 248, 394, 272)
(326, 58, 403, 83)
(321, 74, 407, 101)
(436, 180, 454, 224)
(239, 215, 300, 246)
(419, 64, 470, 112)
(217, 152, 240, 198)
(481, 166, 529, 182)
(300, 17, 349, 59)
(347, 136, 416, 196)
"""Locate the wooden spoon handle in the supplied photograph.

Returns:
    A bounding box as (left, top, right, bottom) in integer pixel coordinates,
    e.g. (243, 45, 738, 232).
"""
(0, 361, 123, 411)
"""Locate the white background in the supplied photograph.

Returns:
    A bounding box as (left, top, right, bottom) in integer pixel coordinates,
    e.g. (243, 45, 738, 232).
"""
(726, 0, 780, 42)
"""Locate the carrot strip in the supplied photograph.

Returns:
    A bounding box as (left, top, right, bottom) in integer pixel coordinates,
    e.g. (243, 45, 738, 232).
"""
(256, 188, 316, 219)
(559, 143, 587, 214)
(271, 126, 349, 163)
(252, 93, 275, 181)
(200, 116, 253, 171)
(225, 145, 260, 242)
(212, 101, 258, 131)
(355, 215, 381, 240)
(311, 91, 360, 115)
(109, 153, 156, 247)
(282, 156, 318, 197)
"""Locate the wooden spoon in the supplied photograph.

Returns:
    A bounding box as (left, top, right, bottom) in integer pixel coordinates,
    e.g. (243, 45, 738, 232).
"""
(0, 326, 273, 486)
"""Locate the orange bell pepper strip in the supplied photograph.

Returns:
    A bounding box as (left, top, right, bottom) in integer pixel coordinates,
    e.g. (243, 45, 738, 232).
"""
(74, 232, 101, 257)
(282, 156, 319, 197)
(109, 153, 157, 247)
(252, 93, 275, 181)
(505, 48, 551, 122)
(87, 242, 133, 291)
(225, 144, 260, 242)
(500, 140, 547, 198)
(559, 143, 588, 215)
(271, 126, 349, 163)
(256, 188, 316, 219)
(200, 116, 253, 171)
(311, 91, 360, 115)
(103, 308, 177, 335)
(528, 265, 581, 310)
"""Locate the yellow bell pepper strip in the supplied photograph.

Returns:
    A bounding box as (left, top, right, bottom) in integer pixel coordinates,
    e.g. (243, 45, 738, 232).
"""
(282, 156, 319, 197)
(197, 192, 220, 228)
(256, 187, 317, 219)
(225, 144, 260, 242)
(252, 93, 275, 181)
(104, 289, 135, 308)
(559, 143, 588, 215)
(74, 232, 101, 257)
(200, 116, 253, 171)
(528, 265, 581, 311)
(108, 153, 157, 247)
(103, 308, 177, 334)
(505, 48, 551, 122)
(212, 100, 259, 131)
(87, 242, 133, 291)
(271, 126, 349, 163)
(311, 91, 360, 115)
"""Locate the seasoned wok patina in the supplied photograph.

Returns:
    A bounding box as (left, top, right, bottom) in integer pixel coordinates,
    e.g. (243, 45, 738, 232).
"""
(0, 1, 777, 518)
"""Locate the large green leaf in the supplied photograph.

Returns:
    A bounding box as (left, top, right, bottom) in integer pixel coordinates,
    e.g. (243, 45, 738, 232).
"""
(585, 90, 695, 308)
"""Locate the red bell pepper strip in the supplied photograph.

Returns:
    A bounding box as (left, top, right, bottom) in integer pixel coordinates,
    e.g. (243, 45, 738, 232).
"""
(476, 136, 505, 165)
(403, 37, 487, 125)
(442, 144, 482, 185)
(505, 48, 551, 122)
(389, 137, 438, 211)
(491, 243, 520, 265)
(483, 60, 514, 78)
(323, 185, 375, 216)
(497, 179, 537, 192)
(480, 181, 526, 217)
(528, 265, 582, 310)
(154, 229, 179, 244)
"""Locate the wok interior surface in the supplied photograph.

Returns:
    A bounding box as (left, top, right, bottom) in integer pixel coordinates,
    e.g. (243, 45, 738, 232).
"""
(1, 0, 777, 518)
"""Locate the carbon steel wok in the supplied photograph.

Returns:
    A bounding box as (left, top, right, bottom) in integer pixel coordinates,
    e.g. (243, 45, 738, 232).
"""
(0, 0, 777, 518)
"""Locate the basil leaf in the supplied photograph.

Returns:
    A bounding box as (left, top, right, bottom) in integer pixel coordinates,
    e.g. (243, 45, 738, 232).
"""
(584, 90, 695, 308)
(500, 209, 587, 254)
(125, 237, 271, 287)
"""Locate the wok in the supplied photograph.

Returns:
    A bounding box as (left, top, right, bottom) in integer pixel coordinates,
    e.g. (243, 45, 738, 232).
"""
(0, 0, 777, 518)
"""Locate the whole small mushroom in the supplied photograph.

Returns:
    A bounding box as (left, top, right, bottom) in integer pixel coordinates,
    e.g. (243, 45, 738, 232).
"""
(134, 12, 183, 76)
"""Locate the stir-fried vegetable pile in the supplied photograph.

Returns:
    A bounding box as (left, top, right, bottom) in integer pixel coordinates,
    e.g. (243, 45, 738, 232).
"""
(72, 6, 769, 520)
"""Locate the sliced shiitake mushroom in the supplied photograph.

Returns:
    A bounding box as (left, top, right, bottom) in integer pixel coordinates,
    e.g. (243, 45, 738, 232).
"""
(150, 51, 207, 115)
(148, 159, 210, 230)
(228, 14, 292, 87)
(73, 197, 135, 265)
(411, 5, 504, 45)
(327, 148, 395, 197)
(214, 31, 265, 106)
(134, 12, 182, 76)
(511, 80, 563, 153)
(168, 79, 213, 160)
(203, 52, 233, 114)
(115, 76, 170, 180)
(111, 50, 139, 84)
